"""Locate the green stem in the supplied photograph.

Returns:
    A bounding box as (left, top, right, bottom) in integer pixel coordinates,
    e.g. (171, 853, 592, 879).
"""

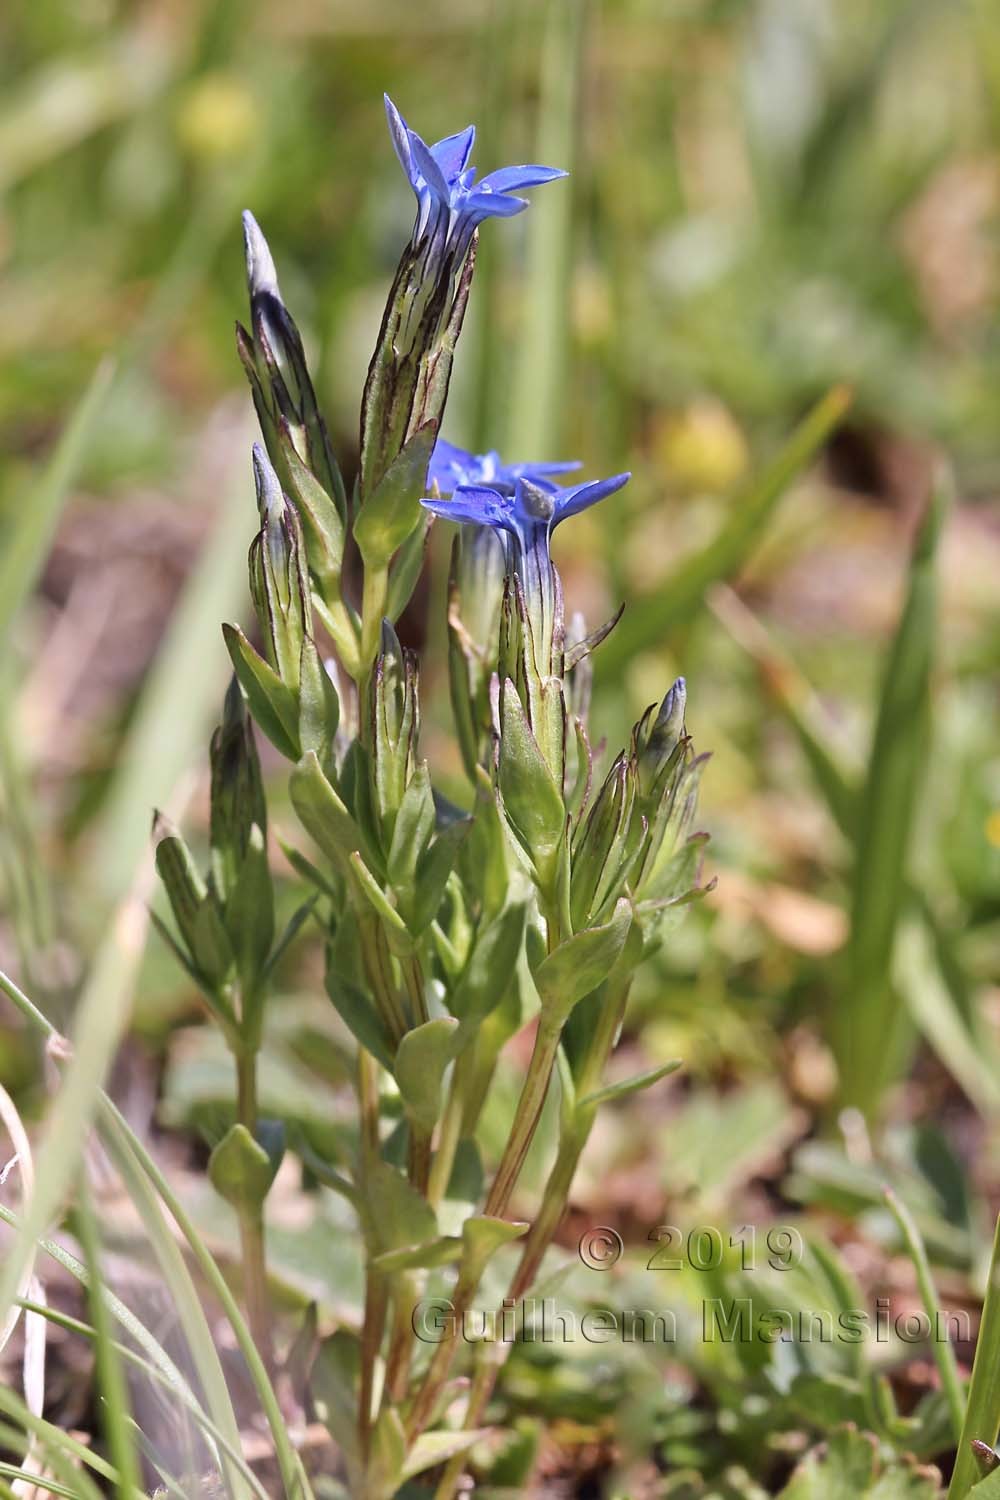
(405, 1269, 477, 1441)
(483, 1011, 562, 1219)
(435, 982, 631, 1500)
(357, 1049, 384, 1462)
(948, 1211, 1000, 1498)
(406, 1012, 566, 1449)
(427, 1062, 467, 1209)
(235, 1046, 273, 1374)
(359, 564, 389, 685)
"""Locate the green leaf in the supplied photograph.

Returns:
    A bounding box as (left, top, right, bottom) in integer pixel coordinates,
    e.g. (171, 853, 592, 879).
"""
(401, 1429, 489, 1483)
(460, 1215, 529, 1284)
(778, 1424, 940, 1499)
(387, 511, 431, 624)
(970, 1468, 1000, 1496)
(278, 423, 346, 590)
(394, 1018, 459, 1132)
(225, 823, 275, 997)
(223, 623, 300, 761)
(153, 820, 208, 963)
(387, 764, 436, 906)
(208, 1124, 276, 1211)
(579, 1059, 682, 1111)
(365, 1163, 437, 1256)
(836, 473, 950, 1119)
(411, 819, 470, 934)
(370, 1408, 405, 1498)
(354, 425, 435, 569)
(312, 1331, 360, 1473)
(533, 898, 633, 1019)
(289, 751, 364, 871)
(346, 851, 411, 953)
(324, 964, 394, 1071)
(497, 678, 566, 887)
(298, 635, 340, 774)
(371, 1236, 463, 1275)
(191, 893, 237, 992)
(451, 899, 529, 1054)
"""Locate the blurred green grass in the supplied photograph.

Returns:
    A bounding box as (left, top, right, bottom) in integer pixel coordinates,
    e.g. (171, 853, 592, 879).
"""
(2, 0, 1000, 1484)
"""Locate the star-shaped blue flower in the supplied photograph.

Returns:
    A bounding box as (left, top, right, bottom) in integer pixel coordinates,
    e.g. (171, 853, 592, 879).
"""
(385, 96, 567, 263)
(422, 471, 630, 667)
(428, 437, 581, 497)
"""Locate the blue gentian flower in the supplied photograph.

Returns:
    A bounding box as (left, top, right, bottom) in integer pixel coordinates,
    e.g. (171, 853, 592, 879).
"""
(423, 471, 630, 668)
(385, 96, 567, 265)
(428, 437, 580, 497)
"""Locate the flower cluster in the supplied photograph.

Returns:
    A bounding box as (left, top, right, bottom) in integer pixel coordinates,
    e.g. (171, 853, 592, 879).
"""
(154, 96, 709, 1500)
(424, 459, 629, 671)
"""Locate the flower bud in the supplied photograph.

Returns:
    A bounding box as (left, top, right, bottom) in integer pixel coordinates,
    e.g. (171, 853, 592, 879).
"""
(570, 752, 641, 930)
(238, 211, 347, 527)
(209, 676, 268, 905)
(370, 619, 420, 848)
(248, 443, 311, 691)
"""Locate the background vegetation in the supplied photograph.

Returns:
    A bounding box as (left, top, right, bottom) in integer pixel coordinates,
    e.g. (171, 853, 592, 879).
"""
(2, 0, 1000, 1494)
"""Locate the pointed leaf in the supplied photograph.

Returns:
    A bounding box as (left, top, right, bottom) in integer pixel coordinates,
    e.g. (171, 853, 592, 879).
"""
(365, 1162, 437, 1255)
(533, 899, 633, 1018)
(451, 899, 529, 1054)
(371, 1236, 463, 1274)
(223, 623, 300, 760)
(325, 964, 395, 1071)
(208, 1124, 277, 1211)
(497, 678, 566, 882)
(580, 1059, 682, 1112)
(355, 425, 436, 569)
(289, 751, 364, 871)
(460, 1215, 529, 1283)
(394, 1018, 459, 1131)
(402, 1429, 489, 1483)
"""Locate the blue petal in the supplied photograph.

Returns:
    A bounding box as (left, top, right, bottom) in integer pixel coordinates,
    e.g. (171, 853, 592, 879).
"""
(476, 165, 568, 195)
(430, 125, 476, 183)
(511, 459, 582, 483)
(422, 486, 513, 531)
(427, 438, 471, 492)
(461, 190, 528, 220)
(408, 130, 453, 205)
(553, 472, 631, 525)
(384, 95, 417, 189)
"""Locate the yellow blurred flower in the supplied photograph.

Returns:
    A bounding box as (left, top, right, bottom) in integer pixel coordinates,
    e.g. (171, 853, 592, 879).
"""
(655, 397, 748, 495)
(175, 73, 257, 161)
(986, 809, 1000, 849)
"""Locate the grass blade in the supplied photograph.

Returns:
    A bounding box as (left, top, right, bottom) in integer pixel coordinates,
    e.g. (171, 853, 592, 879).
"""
(0, 965, 307, 1499)
(0, 359, 114, 646)
(506, 0, 587, 459)
(601, 384, 851, 673)
(17, 1298, 271, 1500)
(708, 583, 858, 838)
(835, 472, 949, 1118)
(883, 1186, 965, 1443)
(950, 1214, 1000, 1498)
(74, 1187, 143, 1499)
(0, 866, 157, 1337)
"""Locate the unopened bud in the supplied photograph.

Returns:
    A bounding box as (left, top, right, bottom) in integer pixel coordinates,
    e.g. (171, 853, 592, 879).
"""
(249, 443, 311, 690)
